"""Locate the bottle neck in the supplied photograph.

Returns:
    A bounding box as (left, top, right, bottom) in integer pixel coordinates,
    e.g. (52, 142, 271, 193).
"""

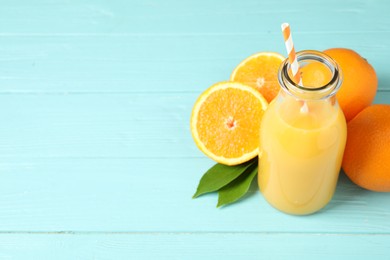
(278, 50, 343, 101)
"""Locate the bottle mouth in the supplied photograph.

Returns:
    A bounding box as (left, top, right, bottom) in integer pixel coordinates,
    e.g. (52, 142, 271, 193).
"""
(278, 50, 343, 100)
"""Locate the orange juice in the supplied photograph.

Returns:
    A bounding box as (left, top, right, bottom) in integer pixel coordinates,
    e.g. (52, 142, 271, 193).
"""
(258, 50, 347, 215)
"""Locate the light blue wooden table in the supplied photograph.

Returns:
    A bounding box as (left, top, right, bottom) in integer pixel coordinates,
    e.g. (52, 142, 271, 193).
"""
(0, 0, 389, 259)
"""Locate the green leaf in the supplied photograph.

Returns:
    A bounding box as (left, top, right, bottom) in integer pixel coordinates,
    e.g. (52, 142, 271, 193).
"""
(217, 164, 258, 207)
(193, 159, 257, 198)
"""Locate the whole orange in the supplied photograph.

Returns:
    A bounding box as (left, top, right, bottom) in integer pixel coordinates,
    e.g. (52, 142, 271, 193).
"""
(342, 105, 390, 192)
(324, 48, 378, 122)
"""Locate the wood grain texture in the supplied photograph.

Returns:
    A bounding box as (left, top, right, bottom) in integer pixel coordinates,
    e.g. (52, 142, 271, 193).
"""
(0, 0, 389, 34)
(0, 157, 389, 233)
(0, 92, 388, 159)
(0, 233, 388, 260)
(0, 34, 388, 93)
(0, 0, 389, 258)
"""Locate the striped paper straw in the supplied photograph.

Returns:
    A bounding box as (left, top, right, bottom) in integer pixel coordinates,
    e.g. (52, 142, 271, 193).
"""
(281, 23, 302, 85)
(281, 23, 308, 113)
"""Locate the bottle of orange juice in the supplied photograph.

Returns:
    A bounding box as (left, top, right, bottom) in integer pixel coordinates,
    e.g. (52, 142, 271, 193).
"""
(258, 50, 347, 215)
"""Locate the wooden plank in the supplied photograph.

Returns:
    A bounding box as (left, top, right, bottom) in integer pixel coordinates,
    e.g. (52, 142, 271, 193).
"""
(0, 0, 388, 258)
(0, 0, 389, 35)
(375, 91, 390, 103)
(0, 233, 388, 259)
(0, 34, 388, 93)
(0, 93, 197, 158)
(0, 91, 388, 159)
(0, 157, 388, 232)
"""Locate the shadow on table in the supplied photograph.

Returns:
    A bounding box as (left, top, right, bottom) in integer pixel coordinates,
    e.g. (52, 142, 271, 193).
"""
(322, 169, 371, 212)
(220, 169, 376, 213)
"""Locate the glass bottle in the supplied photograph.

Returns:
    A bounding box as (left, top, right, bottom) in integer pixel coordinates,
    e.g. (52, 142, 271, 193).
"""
(258, 50, 347, 215)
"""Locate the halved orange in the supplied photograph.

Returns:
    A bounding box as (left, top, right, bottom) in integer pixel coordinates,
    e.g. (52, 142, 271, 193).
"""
(230, 52, 285, 103)
(190, 82, 268, 165)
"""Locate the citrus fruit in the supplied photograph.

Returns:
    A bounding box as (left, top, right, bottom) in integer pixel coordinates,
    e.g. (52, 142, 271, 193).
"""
(325, 48, 378, 121)
(190, 82, 268, 166)
(230, 52, 285, 103)
(301, 48, 378, 121)
(300, 61, 333, 87)
(342, 105, 390, 192)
